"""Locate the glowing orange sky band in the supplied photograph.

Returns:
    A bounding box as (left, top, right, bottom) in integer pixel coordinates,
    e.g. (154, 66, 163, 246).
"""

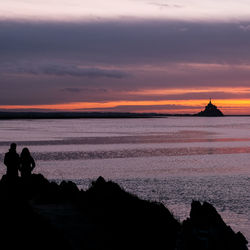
(1, 99, 250, 111)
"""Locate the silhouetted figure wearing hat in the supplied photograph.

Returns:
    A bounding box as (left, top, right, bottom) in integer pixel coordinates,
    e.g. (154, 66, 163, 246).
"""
(19, 148, 35, 179)
(4, 143, 20, 181)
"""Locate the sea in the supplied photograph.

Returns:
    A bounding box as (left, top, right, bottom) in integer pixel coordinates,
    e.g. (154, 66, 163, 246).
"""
(0, 117, 249, 246)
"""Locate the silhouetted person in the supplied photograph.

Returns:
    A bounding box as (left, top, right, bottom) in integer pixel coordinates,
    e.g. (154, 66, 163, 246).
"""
(4, 143, 20, 180)
(19, 148, 35, 179)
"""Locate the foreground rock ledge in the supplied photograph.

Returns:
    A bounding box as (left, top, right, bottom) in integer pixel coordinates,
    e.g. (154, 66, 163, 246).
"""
(0, 174, 247, 250)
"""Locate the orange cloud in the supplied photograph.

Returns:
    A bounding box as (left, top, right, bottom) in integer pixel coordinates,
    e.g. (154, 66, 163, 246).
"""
(1, 98, 250, 114)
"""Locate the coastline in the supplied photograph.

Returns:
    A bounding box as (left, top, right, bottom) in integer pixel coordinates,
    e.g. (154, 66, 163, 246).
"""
(0, 174, 247, 250)
(1, 111, 250, 120)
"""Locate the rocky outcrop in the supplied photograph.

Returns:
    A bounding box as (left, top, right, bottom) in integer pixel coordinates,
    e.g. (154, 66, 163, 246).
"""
(0, 174, 247, 250)
(80, 176, 181, 250)
(177, 201, 248, 250)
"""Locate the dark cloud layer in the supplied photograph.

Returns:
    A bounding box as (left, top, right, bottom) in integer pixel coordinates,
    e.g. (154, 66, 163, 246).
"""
(1, 19, 250, 108)
(0, 62, 127, 78)
(1, 20, 250, 65)
(61, 87, 107, 93)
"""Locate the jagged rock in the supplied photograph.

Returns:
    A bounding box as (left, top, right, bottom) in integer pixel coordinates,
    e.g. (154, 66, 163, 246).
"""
(0, 174, 247, 250)
(81, 176, 181, 250)
(177, 200, 248, 250)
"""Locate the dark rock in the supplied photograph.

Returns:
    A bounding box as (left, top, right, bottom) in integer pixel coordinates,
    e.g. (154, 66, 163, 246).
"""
(80, 176, 181, 250)
(0, 180, 69, 249)
(177, 200, 248, 250)
(59, 180, 79, 199)
(0, 174, 247, 250)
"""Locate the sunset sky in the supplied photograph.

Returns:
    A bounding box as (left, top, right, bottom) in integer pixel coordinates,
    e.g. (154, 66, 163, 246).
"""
(1, 0, 250, 114)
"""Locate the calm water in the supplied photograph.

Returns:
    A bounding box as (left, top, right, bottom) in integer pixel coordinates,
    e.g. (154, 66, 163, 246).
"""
(0, 117, 249, 246)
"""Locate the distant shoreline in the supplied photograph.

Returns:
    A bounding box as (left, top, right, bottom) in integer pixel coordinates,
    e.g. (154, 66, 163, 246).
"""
(0, 112, 168, 119)
(0, 111, 249, 119)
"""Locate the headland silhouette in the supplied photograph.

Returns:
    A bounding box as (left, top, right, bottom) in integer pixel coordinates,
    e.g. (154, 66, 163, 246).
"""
(0, 143, 247, 250)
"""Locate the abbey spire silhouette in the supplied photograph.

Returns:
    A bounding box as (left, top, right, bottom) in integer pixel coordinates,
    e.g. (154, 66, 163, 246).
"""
(197, 99, 224, 116)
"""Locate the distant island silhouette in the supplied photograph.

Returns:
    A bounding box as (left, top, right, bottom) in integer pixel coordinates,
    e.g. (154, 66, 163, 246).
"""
(196, 99, 224, 117)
